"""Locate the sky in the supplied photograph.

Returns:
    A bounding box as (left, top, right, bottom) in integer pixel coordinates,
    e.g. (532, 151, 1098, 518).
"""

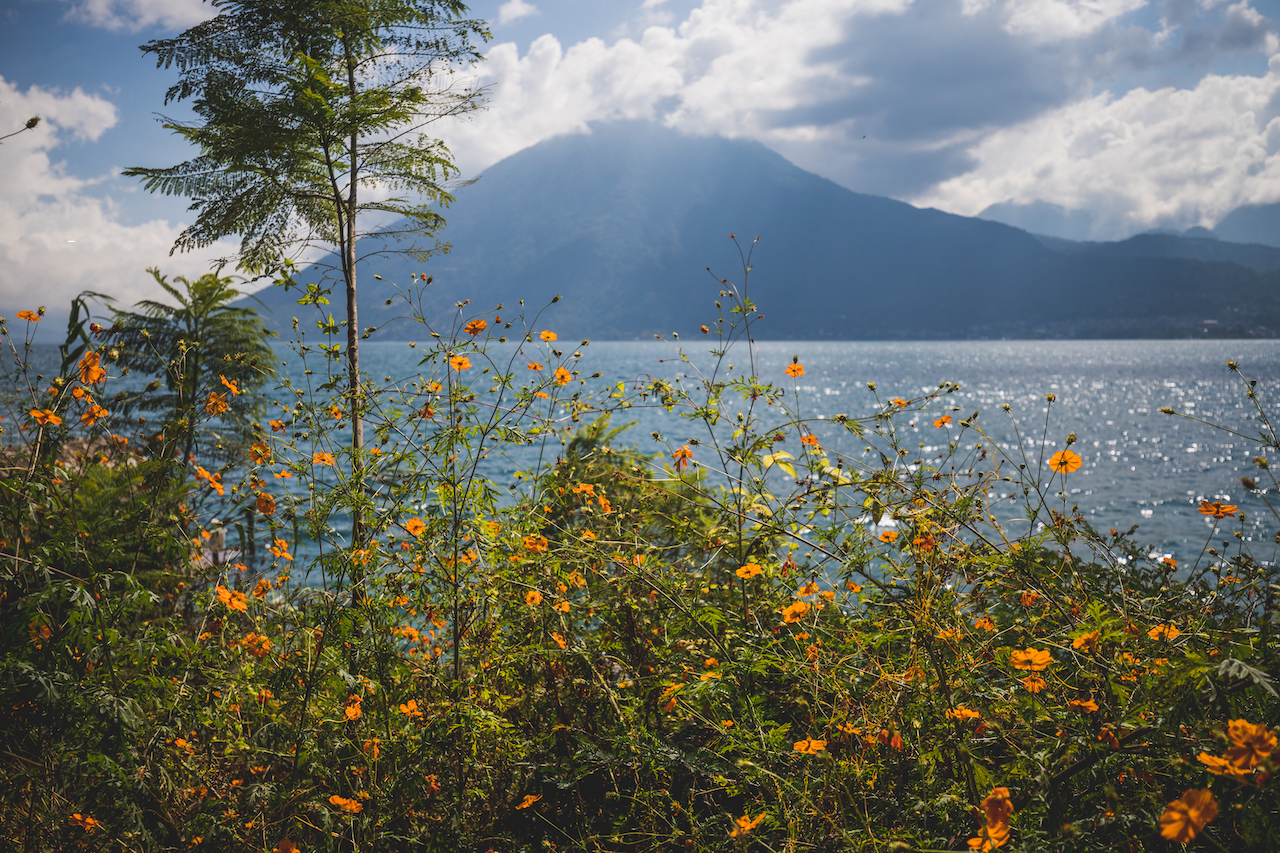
(3, 0, 1280, 333)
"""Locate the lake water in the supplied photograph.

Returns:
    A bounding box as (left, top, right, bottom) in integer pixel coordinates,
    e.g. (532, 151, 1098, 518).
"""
(14, 339, 1280, 563)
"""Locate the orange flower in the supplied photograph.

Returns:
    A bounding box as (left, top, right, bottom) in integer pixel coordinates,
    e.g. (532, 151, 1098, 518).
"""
(552, 632, 566, 649)
(534, 391, 549, 399)
(253, 578, 271, 599)
(671, 445, 693, 472)
(449, 355, 471, 371)
(1148, 623, 1181, 641)
(269, 538, 293, 561)
(1197, 752, 1253, 780)
(539, 330, 557, 342)
(933, 415, 952, 428)
(269, 419, 286, 433)
(399, 699, 423, 718)
(1226, 719, 1277, 769)
(797, 581, 820, 597)
(597, 495, 612, 513)
(16, 310, 40, 322)
(736, 563, 762, 578)
(947, 706, 980, 721)
(523, 534, 548, 553)
(516, 793, 542, 809)
(729, 812, 765, 837)
(793, 737, 826, 755)
(700, 325, 710, 334)
(1019, 592, 1041, 607)
(781, 600, 810, 623)
(1048, 449, 1082, 473)
(362, 738, 381, 760)
(785, 362, 805, 378)
(220, 375, 241, 395)
(525, 590, 543, 606)
(242, 632, 271, 658)
(1010, 648, 1051, 671)
(313, 452, 336, 466)
(967, 822, 1009, 851)
(30, 408, 62, 426)
(527, 362, 544, 371)
(800, 433, 819, 446)
(1067, 698, 1099, 713)
(1199, 500, 1239, 519)
(344, 694, 363, 721)
(464, 319, 487, 336)
(878, 530, 899, 543)
(1072, 630, 1101, 654)
(328, 794, 363, 814)
(80, 404, 108, 426)
(554, 366, 571, 386)
(78, 351, 106, 385)
(256, 492, 276, 516)
(889, 397, 908, 407)
(68, 813, 99, 833)
(974, 616, 996, 632)
(404, 517, 426, 536)
(1020, 676, 1046, 693)
(1159, 789, 1217, 843)
(982, 788, 1013, 829)
(205, 391, 229, 415)
(216, 585, 248, 612)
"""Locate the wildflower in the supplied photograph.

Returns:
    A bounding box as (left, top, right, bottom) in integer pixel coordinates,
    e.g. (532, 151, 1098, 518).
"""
(1048, 449, 1083, 473)
(425, 774, 441, 795)
(890, 397, 908, 407)
(671, 444, 693, 472)
(270, 419, 286, 433)
(700, 324, 709, 333)
(517, 793, 542, 809)
(797, 581, 820, 597)
(194, 465, 225, 496)
(1010, 648, 1051, 671)
(785, 362, 805, 378)
(523, 534, 548, 553)
(846, 581, 862, 592)
(78, 351, 106, 385)
(399, 699, 422, 718)
(220, 375, 240, 395)
(736, 563, 762, 578)
(205, 391, 229, 415)
(793, 737, 826, 755)
(253, 578, 271, 598)
(598, 495, 612, 513)
(1159, 789, 1217, 843)
(216, 585, 248, 612)
(328, 405, 344, 419)
(934, 415, 952, 428)
(1199, 500, 1239, 518)
(1226, 719, 1277, 769)
(449, 355, 471, 371)
(256, 492, 276, 516)
(80, 404, 108, 426)
(269, 539, 293, 561)
(729, 812, 765, 837)
(982, 787, 1014, 829)
(71, 386, 90, 401)
(528, 362, 544, 371)
(68, 813, 99, 833)
(554, 366, 571, 386)
(1197, 752, 1253, 780)
(554, 599, 570, 613)
(30, 409, 62, 426)
(947, 706, 981, 721)
(313, 452, 336, 466)
(525, 590, 543, 606)
(580, 530, 596, 541)
(1148, 623, 1181, 641)
(975, 616, 996, 632)
(1072, 630, 1101, 654)
(344, 695, 363, 721)
(1019, 592, 1041, 607)
(567, 570, 586, 588)
(328, 794, 362, 814)
(1019, 676, 1046, 693)
(242, 632, 271, 658)
(404, 517, 426, 536)
(781, 601, 810, 623)
(1067, 698, 1099, 713)
(1162, 555, 1178, 569)
(552, 632, 566, 649)
(967, 823, 1010, 852)
(540, 330, 557, 341)
(16, 310, 40, 322)
(878, 530, 899, 543)
(534, 391, 549, 399)
(801, 433, 819, 446)
(362, 738, 380, 760)
(464, 319, 487, 336)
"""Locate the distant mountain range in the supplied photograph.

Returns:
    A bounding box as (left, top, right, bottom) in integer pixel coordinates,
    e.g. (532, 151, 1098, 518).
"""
(247, 122, 1280, 340)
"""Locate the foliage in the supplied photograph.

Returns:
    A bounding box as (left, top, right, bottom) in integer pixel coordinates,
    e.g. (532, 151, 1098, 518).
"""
(3, 251, 1280, 853)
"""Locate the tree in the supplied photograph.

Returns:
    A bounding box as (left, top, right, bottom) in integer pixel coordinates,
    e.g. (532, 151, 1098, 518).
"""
(111, 269, 275, 485)
(123, 0, 489, 548)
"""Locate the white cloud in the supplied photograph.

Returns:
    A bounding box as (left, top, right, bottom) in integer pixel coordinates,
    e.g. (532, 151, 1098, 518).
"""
(999, 0, 1149, 43)
(914, 54, 1280, 236)
(0, 77, 236, 322)
(497, 0, 541, 25)
(60, 0, 214, 31)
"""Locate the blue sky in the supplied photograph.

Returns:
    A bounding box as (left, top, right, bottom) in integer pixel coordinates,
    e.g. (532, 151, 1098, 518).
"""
(3, 0, 1280, 330)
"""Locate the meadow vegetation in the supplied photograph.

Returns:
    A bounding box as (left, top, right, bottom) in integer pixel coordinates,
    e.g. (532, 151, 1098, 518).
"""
(1, 246, 1279, 853)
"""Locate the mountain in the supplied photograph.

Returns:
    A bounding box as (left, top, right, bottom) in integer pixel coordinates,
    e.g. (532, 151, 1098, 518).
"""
(247, 122, 1280, 340)
(1207, 204, 1280, 248)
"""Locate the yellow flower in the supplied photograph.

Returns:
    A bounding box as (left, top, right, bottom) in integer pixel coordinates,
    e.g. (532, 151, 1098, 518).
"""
(552, 632, 566, 649)
(975, 616, 996, 632)
(523, 534, 549, 553)
(736, 563, 762, 578)
(1048, 449, 1082, 473)
(1009, 648, 1051, 671)
(793, 737, 826, 755)
(1159, 789, 1217, 843)
(1198, 500, 1239, 518)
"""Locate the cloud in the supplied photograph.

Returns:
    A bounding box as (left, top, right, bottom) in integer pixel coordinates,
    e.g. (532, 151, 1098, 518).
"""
(0, 76, 237, 328)
(59, 0, 213, 31)
(497, 0, 541, 25)
(914, 55, 1280, 237)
